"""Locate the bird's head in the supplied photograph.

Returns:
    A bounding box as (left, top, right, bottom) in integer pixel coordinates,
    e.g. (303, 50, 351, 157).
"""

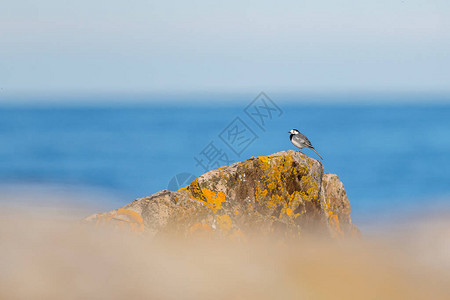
(289, 129, 299, 135)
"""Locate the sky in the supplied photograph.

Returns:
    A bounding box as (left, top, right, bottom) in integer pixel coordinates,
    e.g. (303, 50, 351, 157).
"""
(1, 0, 449, 102)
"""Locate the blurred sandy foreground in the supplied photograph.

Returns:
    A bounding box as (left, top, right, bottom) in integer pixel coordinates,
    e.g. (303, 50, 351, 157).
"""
(1, 204, 450, 300)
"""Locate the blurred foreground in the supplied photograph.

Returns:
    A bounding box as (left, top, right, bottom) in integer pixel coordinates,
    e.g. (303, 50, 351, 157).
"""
(1, 204, 449, 300)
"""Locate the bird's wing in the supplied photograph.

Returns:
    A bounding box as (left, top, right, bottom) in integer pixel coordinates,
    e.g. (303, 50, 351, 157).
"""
(298, 133, 313, 148)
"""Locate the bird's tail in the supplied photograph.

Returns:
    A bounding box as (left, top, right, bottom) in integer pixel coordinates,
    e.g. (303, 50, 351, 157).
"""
(311, 148, 323, 160)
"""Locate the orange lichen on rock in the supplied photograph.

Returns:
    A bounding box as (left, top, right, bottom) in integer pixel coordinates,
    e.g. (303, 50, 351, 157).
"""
(327, 210, 343, 238)
(302, 175, 319, 199)
(188, 178, 206, 202)
(177, 186, 188, 192)
(117, 208, 143, 224)
(267, 194, 283, 208)
(257, 156, 269, 165)
(187, 179, 226, 213)
(256, 153, 308, 213)
(201, 189, 226, 213)
(115, 208, 145, 232)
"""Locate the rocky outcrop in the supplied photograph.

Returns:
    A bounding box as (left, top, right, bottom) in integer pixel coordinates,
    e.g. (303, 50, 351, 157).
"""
(85, 150, 359, 239)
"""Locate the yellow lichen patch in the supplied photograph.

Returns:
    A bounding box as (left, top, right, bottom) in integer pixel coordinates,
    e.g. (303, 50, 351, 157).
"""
(178, 186, 188, 192)
(254, 154, 320, 219)
(116, 208, 145, 232)
(306, 186, 318, 198)
(188, 178, 206, 202)
(267, 181, 277, 190)
(217, 214, 232, 234)
(255, 187, 268, 202)
(258, 156, 269, 165)
(267, 194, 283, 208)
(255, 155, 301, 211)
(187, 179, 227, 213)
(301, 175, 319, 199)
(287, 191, 301, 206)
(328, 211, 343, 238)
(201, 188, 226, 213)
(189, 222, 214, 238)
(117, 208, 143, 224)
(234, 210, 239, 215)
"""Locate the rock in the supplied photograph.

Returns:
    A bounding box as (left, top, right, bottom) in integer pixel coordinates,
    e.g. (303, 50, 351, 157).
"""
(85, 150, 359, 239)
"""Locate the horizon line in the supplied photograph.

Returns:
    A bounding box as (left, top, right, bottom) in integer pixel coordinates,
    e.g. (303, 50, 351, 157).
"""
(1, 90, 450, 106)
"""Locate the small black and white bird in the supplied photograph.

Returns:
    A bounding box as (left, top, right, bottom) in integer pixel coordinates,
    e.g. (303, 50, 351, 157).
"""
(289, 129, 323, 160)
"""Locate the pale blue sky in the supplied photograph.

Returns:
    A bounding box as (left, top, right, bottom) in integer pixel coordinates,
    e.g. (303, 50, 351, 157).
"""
(1, 0, 449, 101)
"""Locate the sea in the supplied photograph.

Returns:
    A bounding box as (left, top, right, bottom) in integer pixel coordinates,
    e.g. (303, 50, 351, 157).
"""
(1, 95, 449, 229)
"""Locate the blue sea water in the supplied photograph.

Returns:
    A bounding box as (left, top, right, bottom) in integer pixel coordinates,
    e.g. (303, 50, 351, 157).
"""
(0, 99, 449, 226)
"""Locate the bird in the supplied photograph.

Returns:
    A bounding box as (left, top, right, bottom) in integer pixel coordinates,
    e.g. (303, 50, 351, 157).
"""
(289, 129, 323, 160)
